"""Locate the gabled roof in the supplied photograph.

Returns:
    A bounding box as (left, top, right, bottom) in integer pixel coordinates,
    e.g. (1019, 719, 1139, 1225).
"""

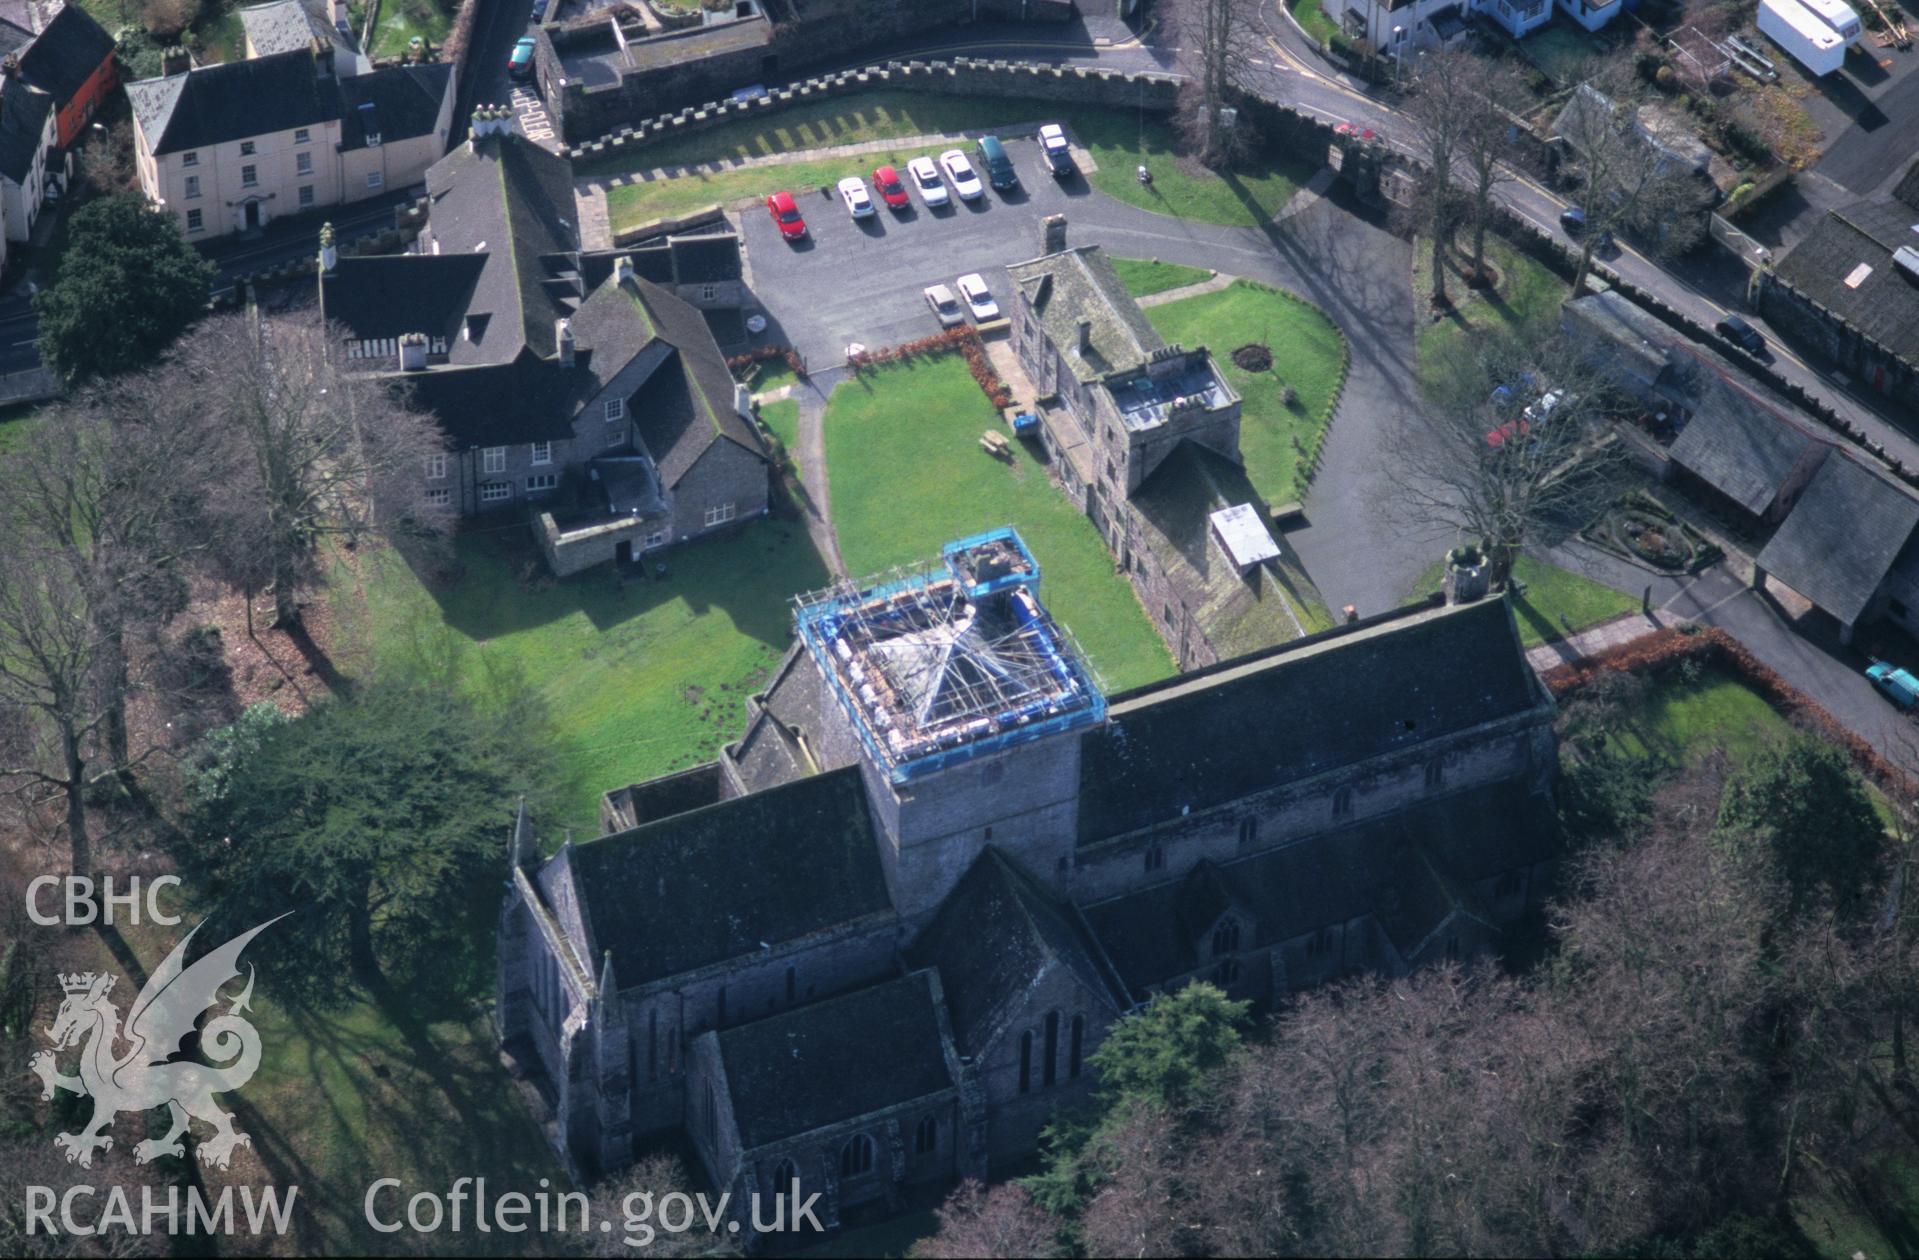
(1130, 441, 1318, 660)
(0, 71, 52, 184)
(321, 252, 486, 345)
(563, 765, 894, 989)
(907, 850, 1125, 1058)
(387, 352, 581, 449)
(715, 971, 955, 1149)
(1083, 779, 1557, 995)
(1757, 449, 1919, 627)
(1774, 197, 1919, 363)
(1077, 597, 1543, 847)
(339, 61, 450, 152)
(422, 132, 582, 366)
(239, 0, 365, 69)
(625, 277, 764, 485)
(14, 3, 113, 107)
(129, 49, 339, 155)
(1006, 244, 1163, 383)
(1895, 157, 1919, 213)
(1667, 363, 1827, 516)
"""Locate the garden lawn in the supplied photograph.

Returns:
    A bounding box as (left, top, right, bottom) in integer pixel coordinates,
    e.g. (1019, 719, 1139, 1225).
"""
(593, 90, 1327, 233)
(823, 355, 1173, 690)
(757, 397, 800, 450)
(368, 0, 455, 60)
(1414, 232, 1564, 365)
(1112, 257, 1213, 298)
(1287, 0, 1344, 47)
(1142, 280, 1345, 507)
(1518, 21, 1610, 89)
(1604, 662, 1797, 769)
(331, 521, 829, 832)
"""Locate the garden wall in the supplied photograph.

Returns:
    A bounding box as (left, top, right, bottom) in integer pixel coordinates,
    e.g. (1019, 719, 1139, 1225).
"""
(561, 57, 1181, 158)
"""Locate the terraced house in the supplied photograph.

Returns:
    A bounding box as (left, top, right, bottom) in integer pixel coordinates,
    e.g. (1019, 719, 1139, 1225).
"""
(319, 120, 768, 569)
(498, 530, 1562, 1233)
(126, 1, 453, 236)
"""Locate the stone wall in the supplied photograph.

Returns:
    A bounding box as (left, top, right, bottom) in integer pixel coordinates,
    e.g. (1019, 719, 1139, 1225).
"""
(536, 511, 645, 578)
(563, 57, 1182, 155)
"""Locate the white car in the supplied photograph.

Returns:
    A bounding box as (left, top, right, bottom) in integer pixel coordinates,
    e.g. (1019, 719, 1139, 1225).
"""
(939, 149, 984, 201)
(924, 284, 965, 328)
(837, 176, 875, 219)
(956, 273, 999, 321)
(1038, 123, 1074, 176)
(906, 156, 948, 208)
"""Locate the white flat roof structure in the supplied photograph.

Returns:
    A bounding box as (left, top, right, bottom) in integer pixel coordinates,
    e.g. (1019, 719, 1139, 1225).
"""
(1796, 0, 1862, 39)
(1759, 0, 1845, 66)
(1209, 504, 1282, 573)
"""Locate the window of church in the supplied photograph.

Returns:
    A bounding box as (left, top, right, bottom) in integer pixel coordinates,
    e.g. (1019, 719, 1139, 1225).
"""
(1214, 958, 1240, 985)
(1424, 758, 1446, 789)
(1332, 787, 1353, 819)
(1018, 1031, 1033, 1094)
(1212, 919, 1240, 957)
(773, 1159, 799, 1195)
(1237, 816, 1258, 847)
(840, 1134, 875, 1178)
(1144, 843, 1165, 873)
(914, 1114, 938, 1155)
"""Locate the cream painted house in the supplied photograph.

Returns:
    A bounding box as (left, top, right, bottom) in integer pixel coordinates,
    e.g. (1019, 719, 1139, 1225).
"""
(126, 37, 452, 237)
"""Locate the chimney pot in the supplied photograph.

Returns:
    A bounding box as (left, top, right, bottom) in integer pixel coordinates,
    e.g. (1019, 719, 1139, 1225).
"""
(159, 46, 190, 76)
(556, 318, 575, 367)
(399, 332, 428, 371)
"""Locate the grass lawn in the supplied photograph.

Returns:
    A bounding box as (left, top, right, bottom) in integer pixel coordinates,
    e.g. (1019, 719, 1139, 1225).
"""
(1287, 0, 1344, 46)
(822, 355, 1173, 691)
(368, 0, 456, 60)
(1604, 662, 1797, 768)
(757, 397, 799, 449)
(594, 90, 1327, 234)
(1413, 232, 1565, 377)
(331, 521, 829, 832)
(1518, 20, 1612, 88)
(1141, 280, 1346, 507)
(747, 357, 800, 394)
(1112, 257, 1214, 298)
(1792, 1152, 1919, 1260)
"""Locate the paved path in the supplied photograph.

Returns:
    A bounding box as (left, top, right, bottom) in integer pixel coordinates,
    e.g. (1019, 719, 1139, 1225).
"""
(787, 374, 847, 578)
(1135, 272, 1233, 307)
(1526, 607, 1680, 675)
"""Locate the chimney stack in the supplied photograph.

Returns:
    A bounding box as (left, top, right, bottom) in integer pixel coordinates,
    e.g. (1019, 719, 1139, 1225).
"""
(1076, 318, 1092, 357)
(399, 332, 428, 371)
(556, 318, 575, 367)
(614, 254, 636, 287)
(330, 0, 351, 31)
(1041, 213, 1067, 255)
(159, 46, 190, 76)
(311, 36, 334, 81)
(318, 222, 338, 274)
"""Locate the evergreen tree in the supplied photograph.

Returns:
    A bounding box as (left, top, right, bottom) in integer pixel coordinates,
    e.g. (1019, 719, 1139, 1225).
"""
(34, 194, 213, 383)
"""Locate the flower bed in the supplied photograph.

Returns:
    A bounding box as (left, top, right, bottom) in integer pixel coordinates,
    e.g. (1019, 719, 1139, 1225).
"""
(847, 327, 1014, 410)
(1584, 492, 1722, 573)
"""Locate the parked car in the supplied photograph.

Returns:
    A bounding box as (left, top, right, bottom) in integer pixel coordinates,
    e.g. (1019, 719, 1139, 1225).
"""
(872, 165, 910, 210)
(924, 284, 965, 327)
(765, 190, 807, 241)
(939, 149, 984, 201)
(975, 135, 1018, 191)
(1715, 313, 1767, 357)
(956, 273, 999, 321)
(906, 155, 949, 208)
(729, 84, 769, 103)
(1038, 123, 1075, 177)
(1868, 661, 1919, 710)
(1559, 205, 1587, 235)
(508, 36, 537, 80)
(1333, 122, 1379, 143)
(837, 176, 875, 219)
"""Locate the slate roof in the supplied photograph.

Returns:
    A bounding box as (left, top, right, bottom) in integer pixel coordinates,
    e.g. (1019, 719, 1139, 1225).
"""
(128, 48, 444, 158)
(565, 766, 894, 989)
(321, 252, 485, 344)
(14, 3, 113, 107)
(387, 353, 581, 449)
(0, 72, 52, 184)
(1130, 441, 1317, 660)
(1895, 157, 1919, 212)
(422, 132, 582, 366)
(625, 277, 763, 485)
(1667, 363, 1827, 517)
(0, 17, 31, 59)
(715, 970, 955, 1149)
(340, 61, 449, 151)
(1774, 197, 1919, 363)
(1083, 779, 1556, 994)
(907, 850, 1125, 1058)
(1077, 597, 1543, 846)
(729, 643, 840, 793)
(239, 0, 365, 68)
(1007, 244, 1164, 384)
(1757, 449, 1919, 626)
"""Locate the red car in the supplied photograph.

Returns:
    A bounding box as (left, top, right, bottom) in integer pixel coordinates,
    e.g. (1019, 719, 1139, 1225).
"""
(872, 164, 910, 210)
(766, 190, 807, 241)
(1485, 418, 1530, 449)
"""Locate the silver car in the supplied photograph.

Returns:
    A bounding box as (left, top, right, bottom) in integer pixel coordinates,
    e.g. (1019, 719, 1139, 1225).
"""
(924, 284, 965, 327)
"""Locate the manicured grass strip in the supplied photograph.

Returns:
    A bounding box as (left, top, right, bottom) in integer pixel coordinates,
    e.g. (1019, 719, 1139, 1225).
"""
(1503, 554, 1639, 649)
(1111, 257, 1214, 298)
(822, 355, 1173, 691)
(1141, 280, 1345, 507)
(1287, 0, 1344, 48)
(757, 397, 799, 450)
(607, 141, 953, 230)
(333, 521, 829, 831)
(1412, 233, 1565, 390)
(1605, 663, 1796, 769)
(369, 0, 455, 60)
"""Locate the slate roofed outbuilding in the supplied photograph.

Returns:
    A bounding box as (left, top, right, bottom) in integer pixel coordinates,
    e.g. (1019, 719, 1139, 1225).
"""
(1083, 779, 1556, 995)
(565, 765, 894, 989)
(1774, 198, 1919, 363)
(907, 850, 1126, 1058)
(714, 970, 956, 1149)
(0, 73, 52, 184)
(14, 3, 114, 107)
(1666, 362, 1828, 517)
(1007, 244, 1164, 383)
(1757, 450, 1919, 627)
(1077, 597, 1544, 847)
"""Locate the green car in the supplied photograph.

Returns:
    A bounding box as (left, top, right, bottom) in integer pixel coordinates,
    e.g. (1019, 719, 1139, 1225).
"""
(508, 36, 536, 81)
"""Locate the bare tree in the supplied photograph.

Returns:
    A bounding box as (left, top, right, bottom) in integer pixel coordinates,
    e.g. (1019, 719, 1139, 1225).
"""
(1388, 329, 1629, 590)
(915, 1180, 1061, 1259)
(1554, 64, 1712, 296)
(183, 311, 453, 629)
(1402, 47, 1478, 308)
(1169, 0, 1261, 168)
(577, 1153, 734, 1256)
(1455, 57, 1530, 289)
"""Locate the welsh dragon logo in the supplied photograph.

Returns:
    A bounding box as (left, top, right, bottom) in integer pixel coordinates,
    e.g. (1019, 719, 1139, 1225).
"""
(28, 915, 288, 1170)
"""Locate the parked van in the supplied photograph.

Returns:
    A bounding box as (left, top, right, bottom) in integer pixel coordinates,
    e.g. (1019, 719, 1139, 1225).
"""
(975, 135, 1018, 191)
